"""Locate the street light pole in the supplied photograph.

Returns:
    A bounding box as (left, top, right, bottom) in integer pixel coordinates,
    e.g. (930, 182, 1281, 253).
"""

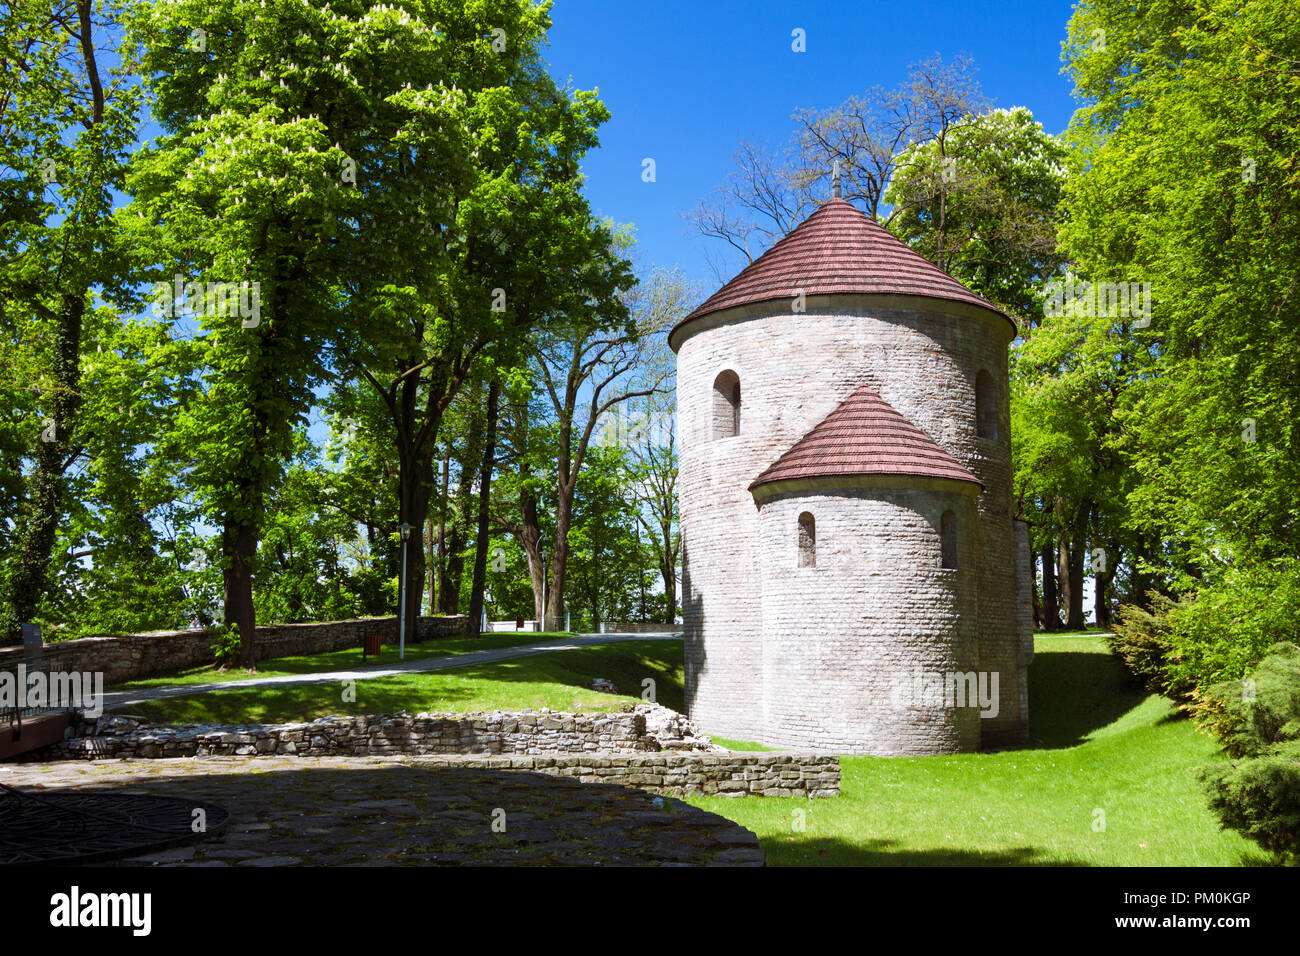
(398, 522, 415, 660)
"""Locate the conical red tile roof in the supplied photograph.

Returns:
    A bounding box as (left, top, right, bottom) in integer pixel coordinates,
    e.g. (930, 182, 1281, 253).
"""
(674, 198, 1009, 338)
(749, 384, 981, 492)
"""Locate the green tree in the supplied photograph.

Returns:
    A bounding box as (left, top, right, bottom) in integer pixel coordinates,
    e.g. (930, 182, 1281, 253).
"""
(885, 106, 1068, 320)
(1060, 0, 1300, 579)
(0, 0, 143, 642)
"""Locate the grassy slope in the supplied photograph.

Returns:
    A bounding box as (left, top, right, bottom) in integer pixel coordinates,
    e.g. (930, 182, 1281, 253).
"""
(682, 636, 1265, 866)
(116, 640, 684, 723)
(109, 632, 584, 690)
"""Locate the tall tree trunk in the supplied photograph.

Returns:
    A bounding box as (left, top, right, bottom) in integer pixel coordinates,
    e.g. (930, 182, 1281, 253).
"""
(518, 481, 545, 620)
(1095, 559, 1116, 628)
(434, 454, 453, 612)
(1066, 518, 1087, 630)
(466, 380, 499, 638)
(547, 478, 574, 629)
(661, 520, 678, 624)
(1056, 535, 1073, 628)
(222, 520, 258, 668)
(398, 453, 433, 645)
(437, 381, 486, 615)
(425, 519, 435, 614)
(1041, 540, 1059, 631)
(637, 528, 646, 623)
(1031, 562, 1044, 629)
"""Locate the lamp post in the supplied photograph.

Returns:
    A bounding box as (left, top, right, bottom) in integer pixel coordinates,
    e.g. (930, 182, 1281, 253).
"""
(398, 522, 415, 660)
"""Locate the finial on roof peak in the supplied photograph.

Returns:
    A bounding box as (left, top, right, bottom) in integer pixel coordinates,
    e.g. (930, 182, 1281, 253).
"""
(832, 159, 842, 199)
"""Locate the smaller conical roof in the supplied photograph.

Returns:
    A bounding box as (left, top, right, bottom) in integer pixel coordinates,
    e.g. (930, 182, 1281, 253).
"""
(749, 384, 981, 492)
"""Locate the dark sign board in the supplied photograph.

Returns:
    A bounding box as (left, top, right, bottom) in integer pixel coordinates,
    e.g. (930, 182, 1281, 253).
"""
(21, 622, 41, 657)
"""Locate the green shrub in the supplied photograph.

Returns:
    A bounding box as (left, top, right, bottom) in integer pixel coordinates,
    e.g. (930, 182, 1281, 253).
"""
(1108, 590, 1181, 697)
(1110, 562, 1300, 709)
(209, 622, 241, 666)
(1199, 642, 1300, 864)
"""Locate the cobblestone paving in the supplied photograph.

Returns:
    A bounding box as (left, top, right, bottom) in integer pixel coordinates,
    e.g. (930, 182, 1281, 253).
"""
(2, 756, 763, 867)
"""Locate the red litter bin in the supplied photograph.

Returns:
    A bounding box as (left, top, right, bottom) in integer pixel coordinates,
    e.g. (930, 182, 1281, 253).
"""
(363, 633, 383, 661)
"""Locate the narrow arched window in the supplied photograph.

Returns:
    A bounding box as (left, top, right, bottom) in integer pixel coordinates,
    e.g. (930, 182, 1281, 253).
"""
(713, 370, 740, 439)
(976, 369, 997, 440)
(797, 512, 816, 568)
(940, 510, 958, 570)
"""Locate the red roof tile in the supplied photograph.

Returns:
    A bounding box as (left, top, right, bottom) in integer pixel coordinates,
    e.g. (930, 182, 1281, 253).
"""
(749, 384, 981, 492)
(675, 198, 1008, 335)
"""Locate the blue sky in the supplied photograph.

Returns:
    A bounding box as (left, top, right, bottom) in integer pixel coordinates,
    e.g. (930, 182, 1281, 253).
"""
(542, 0, 1082, 290)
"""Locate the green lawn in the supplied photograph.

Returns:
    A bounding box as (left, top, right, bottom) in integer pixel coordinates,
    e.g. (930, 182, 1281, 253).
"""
(109, 631, 581, 691)
(682, 635, 1266, 866)
(115, 631, 1265, 866)
(115, 640, 684, 723)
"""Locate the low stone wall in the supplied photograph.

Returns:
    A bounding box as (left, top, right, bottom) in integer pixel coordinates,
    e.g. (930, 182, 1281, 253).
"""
(52, 704, 722, 760)
(600, 623, 683, 634)
(42, 704, 841, 797)
(0, 615, 468, 686)
(407, 752, 839, 798)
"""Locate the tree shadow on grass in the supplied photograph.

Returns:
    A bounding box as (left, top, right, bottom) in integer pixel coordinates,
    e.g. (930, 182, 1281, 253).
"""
(117, 679, 483, 725)
(444, 643, 687, 713)
(1026, 651, 1149, 749)
(761, 835, 1087, 867)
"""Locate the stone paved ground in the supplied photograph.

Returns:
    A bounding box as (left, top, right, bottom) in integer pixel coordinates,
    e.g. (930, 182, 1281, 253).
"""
(2, 756, 763, 867)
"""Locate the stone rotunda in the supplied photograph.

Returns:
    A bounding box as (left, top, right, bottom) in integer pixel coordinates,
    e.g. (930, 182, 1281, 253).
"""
(670, 193, 1034, 755)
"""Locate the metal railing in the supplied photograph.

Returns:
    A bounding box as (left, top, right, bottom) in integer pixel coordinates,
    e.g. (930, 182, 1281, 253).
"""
(5, 643, 82, 741)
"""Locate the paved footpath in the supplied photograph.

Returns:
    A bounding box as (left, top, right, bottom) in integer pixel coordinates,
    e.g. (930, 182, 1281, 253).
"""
(2, 755, 763, 866)
(103, 632, 681, 710)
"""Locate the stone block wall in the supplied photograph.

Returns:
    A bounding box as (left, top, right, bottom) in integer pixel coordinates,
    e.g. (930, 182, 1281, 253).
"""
(0, 615, 468, 686)
(51, 705, 715, 759)
(39, 704, 841, 797)
(756, 485, 981, 754)
(424, 752, 841, 798)
(599, 623, 683, 634)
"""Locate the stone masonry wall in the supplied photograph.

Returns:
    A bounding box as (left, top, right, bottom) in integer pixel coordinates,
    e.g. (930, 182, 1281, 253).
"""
(600, 623, 684, 634)
(675, 294, 1023, 752)
(757, 485, 981, 754)
(41, 704, 840, 797)
(51, 705, 713, 759)
(0, 616, 468, 686)
(421, 752, 840, 798)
